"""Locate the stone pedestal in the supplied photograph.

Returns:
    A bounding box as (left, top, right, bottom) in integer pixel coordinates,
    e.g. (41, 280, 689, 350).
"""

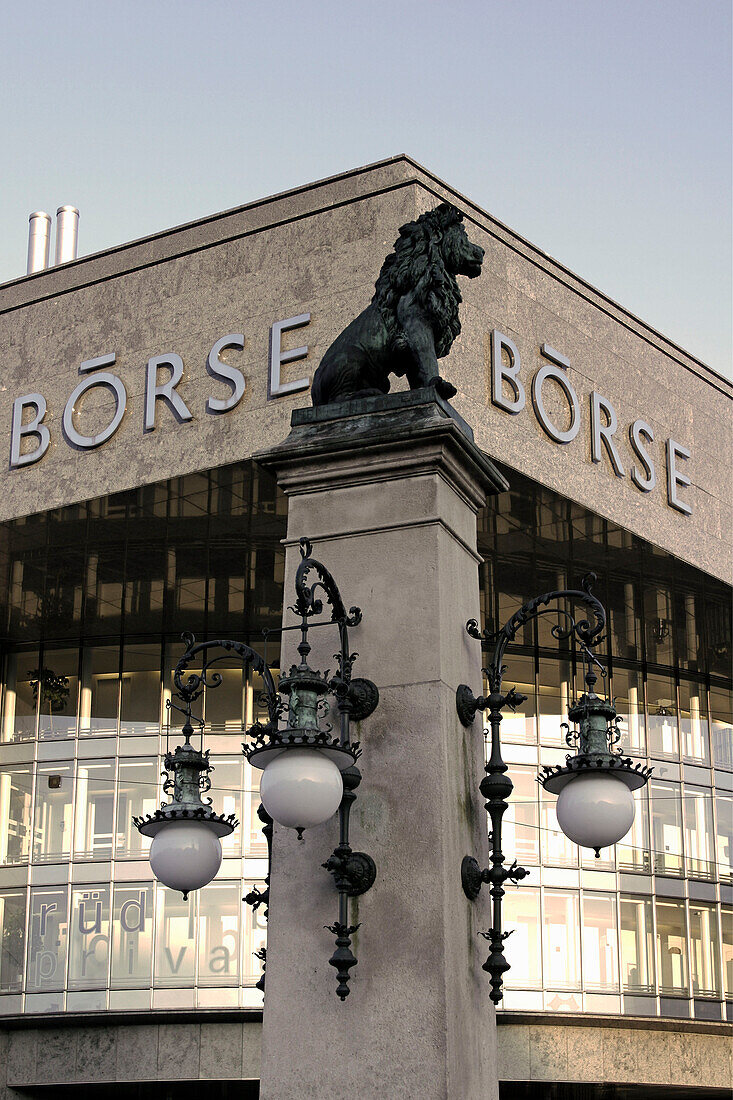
(255, 390, 508, 1100)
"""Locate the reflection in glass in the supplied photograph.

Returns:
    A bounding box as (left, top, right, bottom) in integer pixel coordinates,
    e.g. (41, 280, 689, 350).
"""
(505, 766, 539, 866)
(155, 888, 195, 986)
(683, 786, 715, 880)
(68, 885, 110, 989)
(715, 792, 732, 884)
(612, 666, 645, 756)
(620, 896, 654, 993)
(656, 899, 688, 995)
(689, 902, 721, 997)
(34, 764, 74, 862)
(504, 886, 542, 988)
(710, 686, 733, 770)
(543, 891, 580, 989)
(647, 674, 678, 758)
(0, 765, 33, 864)
(582, 893, 619, 991)
(120, 644, 161, 735)
(115, 760, 158, 858)
(111, 884, 154, 988)
(538, 659, 572, 746)
(651, 780, 683, 876)
(679, 680, 709, 764)
(27, 885, 69, 991)
(37, 649, 78, 740)
(198, 882, 241, 985)
(80, 646, 120, 736)
(74, 760, 115, 860)
(497, 654, 536, 744)
(1, 650, 39, 742)
(0, 890, 26, 992)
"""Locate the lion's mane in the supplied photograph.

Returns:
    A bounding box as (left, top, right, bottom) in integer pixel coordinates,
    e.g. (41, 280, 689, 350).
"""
(372, 203, 464, 359)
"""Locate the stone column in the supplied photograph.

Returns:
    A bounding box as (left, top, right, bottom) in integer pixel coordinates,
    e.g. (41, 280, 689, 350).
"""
(255, 390, 508, 1100)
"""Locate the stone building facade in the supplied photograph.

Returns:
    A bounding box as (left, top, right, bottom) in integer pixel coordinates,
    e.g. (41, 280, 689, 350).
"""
(0, 156, 730, 1097)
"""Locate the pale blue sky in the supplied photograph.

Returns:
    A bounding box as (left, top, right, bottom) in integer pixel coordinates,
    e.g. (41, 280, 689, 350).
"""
(2, 0, 731, 376)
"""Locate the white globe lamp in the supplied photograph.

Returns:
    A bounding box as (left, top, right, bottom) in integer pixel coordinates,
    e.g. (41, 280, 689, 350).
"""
(260, 748, 344, 831)
(556, 771, 635, 854)
(149, 820, 223, 899)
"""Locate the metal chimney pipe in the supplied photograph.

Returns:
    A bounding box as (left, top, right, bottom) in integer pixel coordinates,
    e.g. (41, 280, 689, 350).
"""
(55, 205, 79, 264)
(27, 211, 52, 274)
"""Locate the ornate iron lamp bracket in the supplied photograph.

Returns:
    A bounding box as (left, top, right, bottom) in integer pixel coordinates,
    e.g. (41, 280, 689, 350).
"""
(456, 573, 608, 1004)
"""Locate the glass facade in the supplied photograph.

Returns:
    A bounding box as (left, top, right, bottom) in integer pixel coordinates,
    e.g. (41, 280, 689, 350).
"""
(0, 458, 730, 1021)
(0, 463, 284, 1013)
(481, 471, 732, 1021)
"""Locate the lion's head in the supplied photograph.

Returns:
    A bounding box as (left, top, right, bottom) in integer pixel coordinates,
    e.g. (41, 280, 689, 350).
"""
(373, 203, 484, 358)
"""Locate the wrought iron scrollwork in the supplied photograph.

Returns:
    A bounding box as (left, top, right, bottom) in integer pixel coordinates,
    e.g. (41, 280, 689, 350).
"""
(457, 574, 610, 1004)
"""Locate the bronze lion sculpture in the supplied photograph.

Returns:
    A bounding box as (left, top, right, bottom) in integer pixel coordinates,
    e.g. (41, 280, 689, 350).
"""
(311, 203, 484, 406)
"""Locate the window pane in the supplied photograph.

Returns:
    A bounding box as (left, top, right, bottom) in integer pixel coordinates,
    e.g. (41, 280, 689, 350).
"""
(0, 765, 33, 865)
(722, 906, 733, 999)
(647, 674, 678, 758)
(111, 884, 154, 988)
(645, 584, 674, 665)
(651, 780, 683, 876)
(155, 888, 195, 986)
(710, 686, 733, 770)
(115, 760, 158, 858)
(34, 763, 74, 862)
(68, 885, 110, 989)
(689, 902, 721, 997)
(543, 891, 580, 989)
(493, 654, 536, 744)
(2, 650, 39, 742)
(80, 646, 120, 736)
(27, 885, 69, 992)
(245, 767, 267, 858)
(655, 899, 688, 995)
(504, 886, 542, 988)
(679, 680, 710, 765)
(683, 786, 715, 880)
(37, 649, 78, 740)
(243, 881, 268, 984)
(541, 787, 578, 867)
(538, 659, 572, 746)
(210, 757, 242, 856)
(204, 664, 245, 732)
(612, 666, 645, 756)
(620, 896, 655, 993)
(120, 644, 161, 735)
(74, 760, 115, 860)
(617, 787, 651, 873)
(505, 766, 539, 867)
(582, 893, 619, 992)
(198, 881, 241, 986)
(608, 577, 641, 663)
(715, 792, 732, 884)
(0, 889, 26, 992)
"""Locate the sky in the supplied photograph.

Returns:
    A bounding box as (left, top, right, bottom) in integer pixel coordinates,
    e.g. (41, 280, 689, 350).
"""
(1, 0, 731, 377)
